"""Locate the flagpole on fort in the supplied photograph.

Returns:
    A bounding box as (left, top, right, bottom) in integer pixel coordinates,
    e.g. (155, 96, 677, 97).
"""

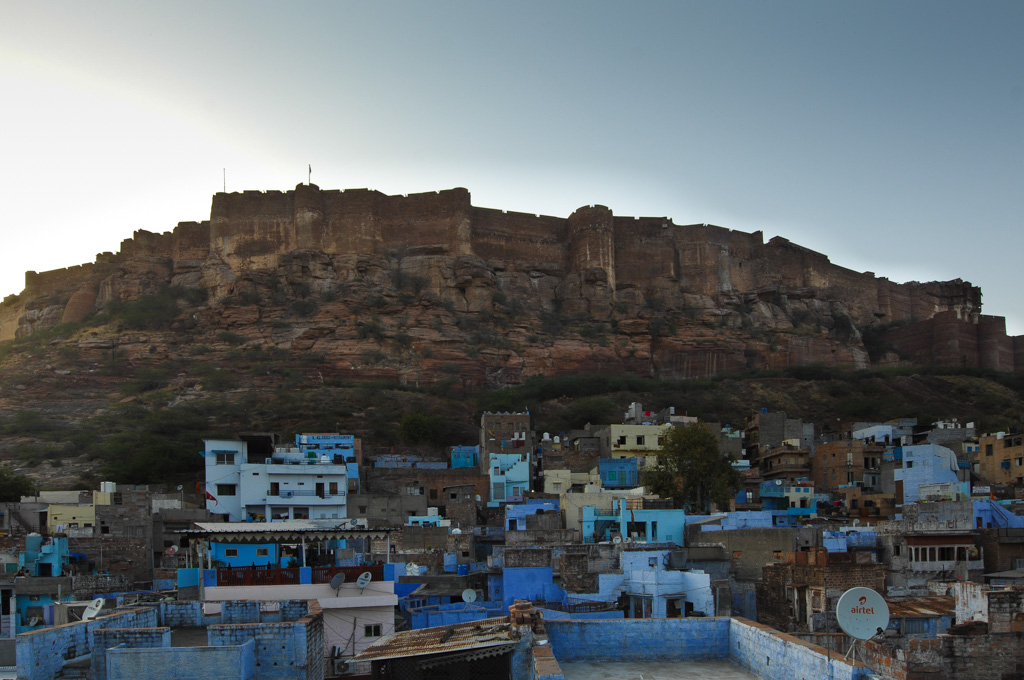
(308, 164, 311, 185)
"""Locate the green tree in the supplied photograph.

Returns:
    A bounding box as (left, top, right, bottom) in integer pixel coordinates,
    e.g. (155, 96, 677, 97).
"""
(0, 468, 35, 501)
(642, 424, 742, 513)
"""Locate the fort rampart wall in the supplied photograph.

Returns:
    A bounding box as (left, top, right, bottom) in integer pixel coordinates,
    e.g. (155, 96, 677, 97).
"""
(1, 184, 1016, 373)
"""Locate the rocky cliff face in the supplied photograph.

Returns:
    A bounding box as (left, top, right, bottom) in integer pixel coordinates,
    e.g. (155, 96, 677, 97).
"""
(1, 184, 1010, 386)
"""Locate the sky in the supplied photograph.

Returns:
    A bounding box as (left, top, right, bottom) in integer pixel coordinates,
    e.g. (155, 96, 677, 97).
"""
(1, 1, 1021, 333)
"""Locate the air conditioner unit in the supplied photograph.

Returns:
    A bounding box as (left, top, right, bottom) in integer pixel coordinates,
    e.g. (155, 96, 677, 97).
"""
(332, 659, 350, 675)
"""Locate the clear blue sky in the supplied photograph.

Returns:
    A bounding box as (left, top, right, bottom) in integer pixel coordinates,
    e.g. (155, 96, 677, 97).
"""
(2, 1, 1021, 333)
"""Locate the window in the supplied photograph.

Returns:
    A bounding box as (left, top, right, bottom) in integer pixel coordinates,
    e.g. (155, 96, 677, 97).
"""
(657, 436, 665, 447)
(270, 482, 280, 496)
(215, 452, 235, 465)
(616, 436, 627, 446)
(256, 548, 269, 557)
(329, 482, 338, 495)
(636, 436, 645, 446)
(358, 506, 367, 513)
(430, 489, 437, 500)
(364, 624, 382, 637)
(293, 507, 309, 519)
(903, 618, 927, 634)
(906, 461, 913, 469)
(986, 444, 994, 456)
(216, 484, 237, 496)
(225, 549, 238, 557)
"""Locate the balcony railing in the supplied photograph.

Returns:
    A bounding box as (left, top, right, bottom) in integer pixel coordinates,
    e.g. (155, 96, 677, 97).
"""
(266, 489, 346, 498)
(216, 564, 385, 587)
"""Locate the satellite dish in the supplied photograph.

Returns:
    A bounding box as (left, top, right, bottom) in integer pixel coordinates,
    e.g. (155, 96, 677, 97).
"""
(165, 545, 179, 555)
(356, 571, 372, 590)
(462, 588, 477, 604)
(835, 587, 889, 640)
(775, 479, 783, 485)
(28, 617, 39, 627)
(329, 572, 346, 594)
(612, 536, 622, 544)
(82, 598, 105, 621)
(176, 485, 183, 491)
(406, 562, 420, 576)
(451, 528, 462, 535)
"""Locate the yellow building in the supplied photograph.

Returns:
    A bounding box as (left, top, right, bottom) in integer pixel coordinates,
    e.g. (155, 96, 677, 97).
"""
(975, 432, 1024, 485)
(598, 423, 672, 469)
(47, 504, 96, 534)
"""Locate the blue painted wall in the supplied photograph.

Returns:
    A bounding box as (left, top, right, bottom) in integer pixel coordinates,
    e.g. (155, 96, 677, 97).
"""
(544, 618, 872, 680)
(502, 566, 553, 606)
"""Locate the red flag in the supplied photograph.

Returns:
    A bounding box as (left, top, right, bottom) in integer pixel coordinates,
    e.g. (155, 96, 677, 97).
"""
(206, 491, 217, 504)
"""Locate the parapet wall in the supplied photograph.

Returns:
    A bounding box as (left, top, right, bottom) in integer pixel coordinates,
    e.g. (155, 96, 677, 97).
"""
(885, 311, 1020, 373)
(543, 617, 871, 679)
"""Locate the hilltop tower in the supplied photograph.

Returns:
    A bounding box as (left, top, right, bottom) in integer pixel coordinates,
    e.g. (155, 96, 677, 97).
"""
(567, 205, 615, 290)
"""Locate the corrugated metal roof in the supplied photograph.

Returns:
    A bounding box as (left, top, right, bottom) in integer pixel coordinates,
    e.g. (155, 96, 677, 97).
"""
(886, 596, 954, 618)
(178, 521, 393, 542)
(352, 616, 516, 662)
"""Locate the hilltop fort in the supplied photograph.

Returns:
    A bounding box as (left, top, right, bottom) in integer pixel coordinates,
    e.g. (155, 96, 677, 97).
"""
(1, 184, 1020, 379)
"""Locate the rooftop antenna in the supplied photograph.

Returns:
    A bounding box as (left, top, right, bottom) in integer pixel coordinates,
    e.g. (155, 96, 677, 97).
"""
(835, 587, 889, 663)
(82, 598, 105, 621)
(329, 572, 346, 596)
(308, 164, 311, 185)
(223, 168, 226, 193)
(356, 571, 372, 594)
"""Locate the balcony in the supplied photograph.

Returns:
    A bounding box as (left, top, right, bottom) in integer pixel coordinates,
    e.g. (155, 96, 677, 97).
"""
(266, 489, 346, 499)
(215, 564, 385, 587)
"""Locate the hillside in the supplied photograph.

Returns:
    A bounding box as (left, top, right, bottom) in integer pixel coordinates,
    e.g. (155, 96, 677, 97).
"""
(0, 184, 1022, 489)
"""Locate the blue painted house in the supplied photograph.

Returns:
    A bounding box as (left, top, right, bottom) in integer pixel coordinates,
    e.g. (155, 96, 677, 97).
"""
(581, 500, 686, 545)
(600, 457, 640, 489)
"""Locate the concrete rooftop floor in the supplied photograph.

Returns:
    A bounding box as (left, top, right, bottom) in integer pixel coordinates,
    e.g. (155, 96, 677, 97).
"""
(560, 660, 759, 680)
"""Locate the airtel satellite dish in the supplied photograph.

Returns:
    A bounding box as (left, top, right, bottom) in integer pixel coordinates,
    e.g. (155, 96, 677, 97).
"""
(82, 598, 105, 621)
(406, 562, 419, 576)
(165, 545, 179, 555)
(836, 587, 889, 640)
(329, 572, 346, 594)
(462, 588, 477, 604)
(356, 571, 372, 589)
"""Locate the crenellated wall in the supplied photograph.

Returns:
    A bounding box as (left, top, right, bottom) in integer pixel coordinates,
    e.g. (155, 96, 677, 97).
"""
(2, 183, 1017, 375)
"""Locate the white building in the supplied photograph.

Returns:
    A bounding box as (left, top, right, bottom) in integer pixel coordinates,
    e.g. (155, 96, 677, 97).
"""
(204, 439, 348, 522)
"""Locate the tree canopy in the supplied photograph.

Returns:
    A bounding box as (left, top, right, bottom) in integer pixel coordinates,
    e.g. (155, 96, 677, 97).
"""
(642, 423, 743, 512)
(0, 468, 35, 502)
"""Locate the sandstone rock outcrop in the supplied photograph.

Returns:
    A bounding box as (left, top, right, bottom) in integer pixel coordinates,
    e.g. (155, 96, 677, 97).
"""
(1, 184, 1019, 381)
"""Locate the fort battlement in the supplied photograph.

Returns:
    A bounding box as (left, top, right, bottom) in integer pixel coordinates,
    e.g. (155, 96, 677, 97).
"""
(1, 184, 1015, 374)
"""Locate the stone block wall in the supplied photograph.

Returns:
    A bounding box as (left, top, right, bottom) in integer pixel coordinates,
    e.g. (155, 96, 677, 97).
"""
(207, 605, 324, 680)
(106, 638, 255, 680)
(15, 607, 158, 680)
(546, 618, 730, 662)
(987, 587, 1024, 634)
(729, 618, 870, 680)
(92, 627, 170, 680)
(160, 600, 204, 628)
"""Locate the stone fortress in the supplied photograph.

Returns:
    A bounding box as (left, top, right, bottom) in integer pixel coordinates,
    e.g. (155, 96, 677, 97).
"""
(1, 184, 1020, 377)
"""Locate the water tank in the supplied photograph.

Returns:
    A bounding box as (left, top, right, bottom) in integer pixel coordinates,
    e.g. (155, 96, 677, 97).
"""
(100, 481, 116, 493)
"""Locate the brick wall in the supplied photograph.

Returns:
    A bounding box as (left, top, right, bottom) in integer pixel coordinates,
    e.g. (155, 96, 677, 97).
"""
(92, 627, 170, 680)
(15, 607, 159, 680)
(107, 638, 255, 680)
